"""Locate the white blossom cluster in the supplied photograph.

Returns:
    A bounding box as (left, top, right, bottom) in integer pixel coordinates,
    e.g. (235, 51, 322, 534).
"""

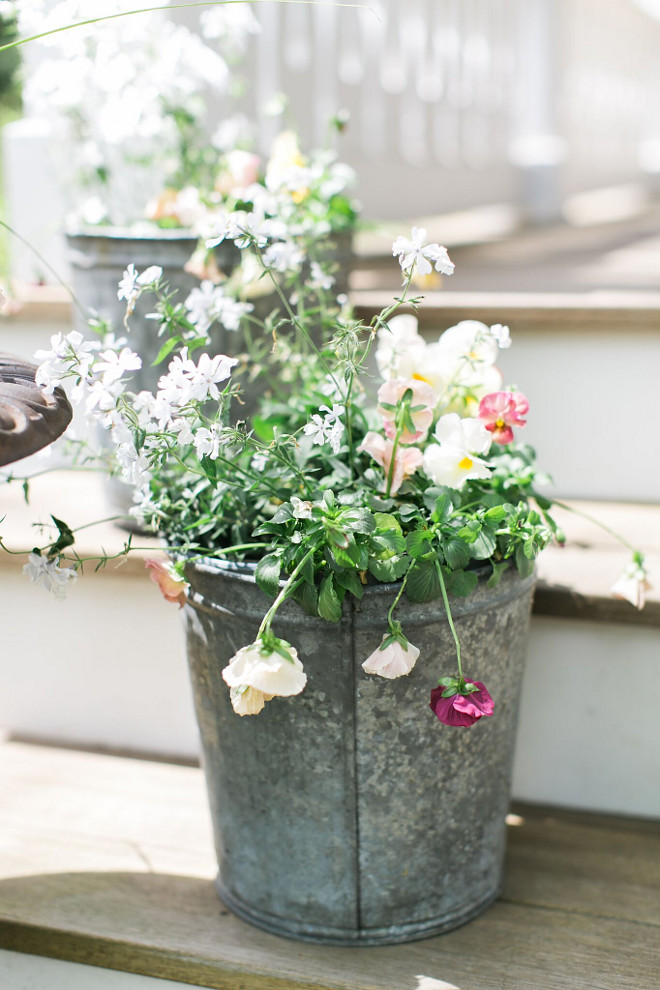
(15, 0, 260, 224)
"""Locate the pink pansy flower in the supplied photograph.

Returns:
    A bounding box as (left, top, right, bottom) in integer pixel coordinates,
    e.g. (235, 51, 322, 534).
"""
(429, 681, 494, 727)
(145, 558, 189, 608)
(478, 391, 529, 445)
(362, 636, 420, 679)
(358, 431, 423, 495)
(377, 379, 436, 444)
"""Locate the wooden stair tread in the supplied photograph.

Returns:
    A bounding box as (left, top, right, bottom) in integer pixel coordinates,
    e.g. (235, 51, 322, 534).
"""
(0, 740, 659, 990)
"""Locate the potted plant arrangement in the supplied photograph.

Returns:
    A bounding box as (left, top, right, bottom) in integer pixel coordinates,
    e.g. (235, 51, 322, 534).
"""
(16, 210, 649, 945)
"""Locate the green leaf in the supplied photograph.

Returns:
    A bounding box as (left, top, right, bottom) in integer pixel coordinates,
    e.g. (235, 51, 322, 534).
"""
(255, 554, 282, 598)
(406, 559, 441, 603)
(406, 529, 434, 559)
(443, 538, 471, 571)
(49, 515, 75, 556)
(487, 560, 510, 589)
(293, 581, 319, 616)
(484, 505, 507, 524)
(446, 568, 479, 597)
(251, 415, 276, 443)
(151, 336, 180, 366)
(373, 512, 402, 533)
(515, 544, 535, 578)
(371, 530, 407, 557)
(368, 554, 411, 583)
(270, 504, 293, 525)
(333, 568, 364, 600)
(318, 573, 343, 622)
(342, 508, 376, 535)
(300, 552, 316, 586)
(433, 494, 453, 523)
(470, 527, 497, 560)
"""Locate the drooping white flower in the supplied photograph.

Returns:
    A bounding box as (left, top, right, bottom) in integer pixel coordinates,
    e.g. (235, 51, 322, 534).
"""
(362, 635, 420, 679)
(611, 558, 651, 610)
(23, 553, 77, 600)
(392, 228, 455, 278)
(229, 685, 273, 717)
(422, 413, 493, 489)
(222, 639, 307, 713)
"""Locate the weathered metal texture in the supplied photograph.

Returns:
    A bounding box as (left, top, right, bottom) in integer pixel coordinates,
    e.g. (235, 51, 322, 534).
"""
(66, 228, 240, 394)
(0, 354, 72, 466)
(184, 560, 535, 945)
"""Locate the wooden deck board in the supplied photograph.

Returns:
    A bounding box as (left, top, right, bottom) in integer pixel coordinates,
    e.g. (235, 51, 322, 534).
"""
(1, 741, 659, 990)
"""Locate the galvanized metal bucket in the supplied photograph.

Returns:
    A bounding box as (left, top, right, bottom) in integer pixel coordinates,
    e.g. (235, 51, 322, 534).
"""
(183, 559, 535, 945)
(66, 227, 239, 394)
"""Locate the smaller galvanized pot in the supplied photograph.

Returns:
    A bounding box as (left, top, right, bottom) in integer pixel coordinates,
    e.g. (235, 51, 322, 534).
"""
(184, 559, 535, 946)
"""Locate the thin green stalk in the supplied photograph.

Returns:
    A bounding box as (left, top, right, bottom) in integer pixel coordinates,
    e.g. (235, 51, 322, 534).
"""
(387, 573, 408, 627)
(0, 220, 88, 320)
(434, 561, 463, 682)
(258, 546, 316, 638)
(552, 499, 637, 554)
(0, 2, 375, 53)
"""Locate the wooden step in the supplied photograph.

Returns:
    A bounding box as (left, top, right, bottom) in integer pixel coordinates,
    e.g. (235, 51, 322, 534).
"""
(1, 739, 659, 990)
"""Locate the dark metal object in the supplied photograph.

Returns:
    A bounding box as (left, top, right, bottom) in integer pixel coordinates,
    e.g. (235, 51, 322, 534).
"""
(184, 560, 535, 945)
(0, 354, 72, 466)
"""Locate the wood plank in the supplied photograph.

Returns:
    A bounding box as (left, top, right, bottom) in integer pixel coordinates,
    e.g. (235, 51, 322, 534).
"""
(1, 742, 660, 989)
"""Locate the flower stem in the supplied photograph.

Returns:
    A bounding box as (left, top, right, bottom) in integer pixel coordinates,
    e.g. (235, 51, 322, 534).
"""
(387, 573, 408, 627)
(258, 546, 316, 639)
(435, 561, 464, 682)
(552, 499, 638, 554)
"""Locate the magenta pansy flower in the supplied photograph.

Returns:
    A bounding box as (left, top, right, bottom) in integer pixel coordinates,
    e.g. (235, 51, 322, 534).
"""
(478, 391, 529, 445)
(429, 680, 495, 727)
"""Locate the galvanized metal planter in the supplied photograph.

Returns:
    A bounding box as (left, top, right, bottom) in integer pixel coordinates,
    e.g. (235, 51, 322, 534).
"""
(66, 227, 239, 394)
(184, 559, 535, 946)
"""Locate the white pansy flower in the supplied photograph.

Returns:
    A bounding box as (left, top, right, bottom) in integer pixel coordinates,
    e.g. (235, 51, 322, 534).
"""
(229, 685, 273, 717)
(376, 313, 427, 381)
(362, 636, 420, 679)
(422, 414, 493, 490)
(392, 228, 455, 278)
(23, 554, 77, 601)
(222, 640, 307, 713)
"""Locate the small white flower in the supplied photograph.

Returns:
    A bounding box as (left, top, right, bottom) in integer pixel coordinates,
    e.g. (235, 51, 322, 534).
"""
(263, 240, 304, 274)
(23, 553, 77, 600)
(193, 425, 222, 461)
(303, 404, 345, 453)
(308, 261, 335, 291)
(490, 324, 511, 349)
(117, 263, 162, 312)
(392, 228, 455, 278)
(362, 635, 420, 679)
